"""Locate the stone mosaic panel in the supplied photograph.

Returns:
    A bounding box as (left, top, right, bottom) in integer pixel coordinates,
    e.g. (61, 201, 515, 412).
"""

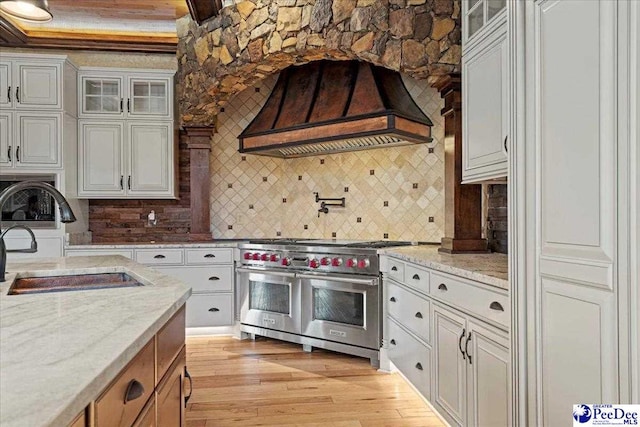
(209, 73, 444, 242)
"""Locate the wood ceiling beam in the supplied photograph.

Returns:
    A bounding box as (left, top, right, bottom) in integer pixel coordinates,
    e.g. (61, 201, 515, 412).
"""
(185, 0, 222, 25)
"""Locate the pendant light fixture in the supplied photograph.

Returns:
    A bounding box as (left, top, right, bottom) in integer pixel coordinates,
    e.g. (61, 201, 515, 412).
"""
(0, 0, 53, 23)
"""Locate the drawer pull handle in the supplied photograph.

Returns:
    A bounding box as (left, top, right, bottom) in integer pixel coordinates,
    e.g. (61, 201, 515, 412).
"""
(16, 146, 19, 162)
(208, 307, 220, 312)
(465, 332, 473, 365)
(204, 253, 216, 258)
(209, 276, 220, 281)
(490, 301, 504, 311)
(412, 274, 420, 280)
(124, 379, 145, 403)
(15, 86, 19, 103)
(7, 85, 10, 102)
(390, 339, 396, 345)
(438, 283, 448, 291)
(7, 145, 11, 162)
(153, 254, 166, 259)
(391, 266, 398, 272)
(415, 312, 423, 319)
(415, 362, 423, 371)
(389, 297, 396, 302)
(184, 367, 193, 407)
(459, 328, 466, 360)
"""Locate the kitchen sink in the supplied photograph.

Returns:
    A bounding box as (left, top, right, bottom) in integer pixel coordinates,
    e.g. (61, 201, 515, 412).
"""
(8, 272, 143, 295)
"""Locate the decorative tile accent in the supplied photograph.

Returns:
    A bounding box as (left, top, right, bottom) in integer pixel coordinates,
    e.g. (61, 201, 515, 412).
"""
(429, 148, 434, 154)
(428, 217, 435, 223)
(320, 159, 325, 164)
(413, 183, 419, 189)
(282, 198, 287, 203)
(357, 217, 362, 223)
(228, 225, 233, 230)
(384, 233, 389, 239)
(209, 74, 445, 242)
(383, 201, 389, 207)
(332, 232, 337, 238)
(344, 187, 349, 193)
(227, 183, 233, 188)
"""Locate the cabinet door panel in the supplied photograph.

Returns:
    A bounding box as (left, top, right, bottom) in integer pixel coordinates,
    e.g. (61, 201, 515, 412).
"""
(462, 29, 508, 182)
(433, 304, 467, 426)
(16, 63, 60, 109)
(466, 320, 510, 427)
(0, 61, 11, 107)
(127, 122, 172, 196)
(0, 113, 12, 166)
(80, 76, 124, 117)
(157, 348, 185, 427)
(79, 121, 124, 195)
(17, 113, 60, 167)
(128, 77, 172, 119)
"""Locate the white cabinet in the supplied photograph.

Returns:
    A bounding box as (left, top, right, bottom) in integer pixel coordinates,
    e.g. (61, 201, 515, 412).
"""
(0, 58, 62, 110)
(77, 67, 176, 199)
(0, 111, 61, 169)
(78, 120, 174, 198)
(0, 112, 11, 166)
(462, 0, 509, 183)
(78, 70, 173, 120)
(433, 303, 510, 427)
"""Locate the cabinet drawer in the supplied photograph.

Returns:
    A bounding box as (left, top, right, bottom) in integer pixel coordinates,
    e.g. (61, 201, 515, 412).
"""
(431, 271, 510, 328)
(387, 317, 432, 400)
(186, 248, 233, 265)
(387, 281, 430, 343)
(387, 258, 405, 282)
(95, 339, 155, 427)
(156, 266, 233, 293)
(136, 249, 183, 265)
(404, 264, 430, 294)
(65, 249, 134, 259)
(186, 294, 233, 327)
(156, 305, 185, 385)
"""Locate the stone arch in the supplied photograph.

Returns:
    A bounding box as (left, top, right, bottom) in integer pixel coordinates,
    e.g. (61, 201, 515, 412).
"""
(177, 0, 461, 127)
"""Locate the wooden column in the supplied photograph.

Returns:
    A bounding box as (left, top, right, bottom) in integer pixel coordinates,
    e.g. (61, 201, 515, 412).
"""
(432, 75, 488, 253)
(184, 126, 215, 241)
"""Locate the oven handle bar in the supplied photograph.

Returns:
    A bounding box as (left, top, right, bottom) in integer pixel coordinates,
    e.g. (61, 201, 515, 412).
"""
(236, 267, 297, 278)
(296, 273, 378, 286)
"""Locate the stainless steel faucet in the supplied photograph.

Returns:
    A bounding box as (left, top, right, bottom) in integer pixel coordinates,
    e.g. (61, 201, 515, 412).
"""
(0, 182, 76, 282)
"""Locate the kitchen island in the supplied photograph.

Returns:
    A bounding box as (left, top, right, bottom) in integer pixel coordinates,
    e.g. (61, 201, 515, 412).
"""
(0, 256, 191, 427)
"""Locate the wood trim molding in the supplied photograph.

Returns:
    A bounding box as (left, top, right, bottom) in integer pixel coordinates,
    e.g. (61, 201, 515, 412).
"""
(186, 0, 223, 25)
(0, 16, 26, 45)
(432, 74, 488, 254)
(183, 127, 215, 240)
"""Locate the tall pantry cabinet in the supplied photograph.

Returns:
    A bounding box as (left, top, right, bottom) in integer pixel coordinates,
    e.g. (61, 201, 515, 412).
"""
(511, 0, 639, 424)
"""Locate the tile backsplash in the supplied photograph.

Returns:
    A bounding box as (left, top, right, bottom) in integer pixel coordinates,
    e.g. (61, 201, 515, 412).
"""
(209, 73, 445, 242)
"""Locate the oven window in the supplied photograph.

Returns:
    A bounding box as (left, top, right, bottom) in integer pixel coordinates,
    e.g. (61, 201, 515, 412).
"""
(249, 281, 290, 314)
(313, 288, 364, 327)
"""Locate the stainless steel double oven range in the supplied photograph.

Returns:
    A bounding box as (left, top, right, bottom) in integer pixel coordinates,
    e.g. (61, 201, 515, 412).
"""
(237, 239, 412, 367)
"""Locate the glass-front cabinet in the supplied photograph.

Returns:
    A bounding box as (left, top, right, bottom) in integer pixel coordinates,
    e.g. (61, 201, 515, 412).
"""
(81, 77, 122, 116)
(129, 78, 170, 117)
(463, 0, 507, 45)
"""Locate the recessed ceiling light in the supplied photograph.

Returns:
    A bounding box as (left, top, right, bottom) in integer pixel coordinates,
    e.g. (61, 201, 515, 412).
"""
(0, 0, 53, 23)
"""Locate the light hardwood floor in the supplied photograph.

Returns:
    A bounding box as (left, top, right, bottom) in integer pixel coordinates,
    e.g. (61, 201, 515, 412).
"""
(185, 336, 445, 427)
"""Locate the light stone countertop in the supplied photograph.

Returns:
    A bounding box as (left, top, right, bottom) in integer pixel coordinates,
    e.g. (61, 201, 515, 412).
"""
(379, 245, 509, 290)
(65, 241, 245, 249)
(0, 256, 192, 427)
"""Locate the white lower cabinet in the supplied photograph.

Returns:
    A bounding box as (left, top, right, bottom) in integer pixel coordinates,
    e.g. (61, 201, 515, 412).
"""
(382, 255, 510, 427)
(185, 294, 234, 327)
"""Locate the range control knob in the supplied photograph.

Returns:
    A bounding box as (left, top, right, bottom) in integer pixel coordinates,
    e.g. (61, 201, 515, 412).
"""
(309, 259, 319, 269)
(331, 257, 343, 267)
(243, 252, 252, 260)
(281, 257, 291, 266)
(346, 258, 357, 268)
(261, 253, 269, 261)
(252, 253, 260, 261)
(270, 254, 279, 262)
(320, 257, 331, 266)
(357, 259, 370, 269)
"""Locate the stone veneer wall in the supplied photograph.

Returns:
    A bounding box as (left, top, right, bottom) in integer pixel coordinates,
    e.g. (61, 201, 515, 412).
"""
(209, 73, 445, 242)
(88, 136, 193, 243)
(177, 0, 461, 126)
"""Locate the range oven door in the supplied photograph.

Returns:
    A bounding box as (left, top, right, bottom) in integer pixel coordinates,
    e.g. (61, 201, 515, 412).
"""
(299, 273, 380, 350)
(237, 267, 301, 334)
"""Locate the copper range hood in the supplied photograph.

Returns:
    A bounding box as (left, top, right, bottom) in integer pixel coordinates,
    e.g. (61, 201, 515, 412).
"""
(238, 60, 433, 158)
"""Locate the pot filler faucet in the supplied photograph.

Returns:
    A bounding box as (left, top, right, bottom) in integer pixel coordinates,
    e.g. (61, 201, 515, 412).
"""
(0, 182, 76, 282)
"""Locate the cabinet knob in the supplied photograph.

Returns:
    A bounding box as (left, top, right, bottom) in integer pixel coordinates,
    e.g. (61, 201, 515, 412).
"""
(391, 266, 398, 272)
(415, 362, 423, 371)
(389, 296, 396, 302)
(208, 276, 220, 281)
(208, 307, 220, 312)
(124, 379, 145, 403)
(204, 253, 216, 258)
(390, 339, 396, 345)
(412, 274, 420, 280)
(490, 301, 504, 312)
(415, 312, 423, 319)
(438, 283, 448, 291)
(153, 254, 166, 259)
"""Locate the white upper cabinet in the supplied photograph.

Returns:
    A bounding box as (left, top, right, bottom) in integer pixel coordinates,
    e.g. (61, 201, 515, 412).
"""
(16, 113, 61, 167)
(127, 122, 173, 196)
(0, 57, 65, 110)
(78, 121, 125, 196)
(0, 113, 11, 166)
(461, 0, 509, 183)
(78, 69, 173, 120)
